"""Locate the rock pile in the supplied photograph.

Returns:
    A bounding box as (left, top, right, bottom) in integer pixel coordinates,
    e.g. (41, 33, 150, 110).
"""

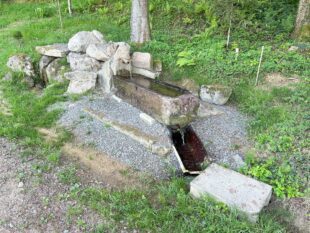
(35, 30, 160, 94)
(4, 29, 233, 110)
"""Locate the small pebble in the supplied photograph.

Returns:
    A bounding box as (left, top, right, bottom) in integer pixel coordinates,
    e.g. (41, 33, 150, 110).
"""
(18, 181, 24, 188)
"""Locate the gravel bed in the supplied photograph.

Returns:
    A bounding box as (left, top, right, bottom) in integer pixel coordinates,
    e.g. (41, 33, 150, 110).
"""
(191, 105, 251, 169)
(57, 95, 180, 179)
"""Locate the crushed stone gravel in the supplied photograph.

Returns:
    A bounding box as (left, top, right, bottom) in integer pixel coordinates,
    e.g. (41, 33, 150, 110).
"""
(56, 94, 181, 179)
(191, 105, 251, 169)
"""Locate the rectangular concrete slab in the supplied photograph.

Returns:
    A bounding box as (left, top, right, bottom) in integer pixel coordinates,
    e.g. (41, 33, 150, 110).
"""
(190, 163, 272, 222)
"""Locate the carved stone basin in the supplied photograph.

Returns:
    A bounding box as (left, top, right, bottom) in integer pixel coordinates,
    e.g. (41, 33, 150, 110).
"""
(114, 75, 199, 127)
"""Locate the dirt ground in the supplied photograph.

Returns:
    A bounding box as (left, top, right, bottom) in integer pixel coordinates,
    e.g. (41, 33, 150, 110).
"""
(0, 137, 143, 233)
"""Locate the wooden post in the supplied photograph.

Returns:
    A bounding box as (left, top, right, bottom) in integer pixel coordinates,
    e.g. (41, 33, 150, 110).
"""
(56, 0, 63, 29)
(68, 0, 72, 16)
(255, 46, 264, 86)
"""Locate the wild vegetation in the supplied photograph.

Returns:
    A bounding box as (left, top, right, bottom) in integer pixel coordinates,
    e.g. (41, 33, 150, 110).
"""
(0, 0, 309, 232)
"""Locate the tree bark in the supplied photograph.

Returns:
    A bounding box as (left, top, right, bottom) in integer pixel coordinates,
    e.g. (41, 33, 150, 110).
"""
(293, 0, 310, 39)
(68, 0, 72, 16)
(131, 0, 151, 43)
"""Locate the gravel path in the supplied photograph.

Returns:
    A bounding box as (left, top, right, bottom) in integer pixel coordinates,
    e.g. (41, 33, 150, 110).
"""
(56, 95, 180, 179)
(192, 105, 251, 169)
(0, 137, 102, 233)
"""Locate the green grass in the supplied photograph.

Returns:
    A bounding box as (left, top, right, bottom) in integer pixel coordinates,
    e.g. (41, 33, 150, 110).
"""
(0, 1, 309, 231)
(70, 178, 287, 233)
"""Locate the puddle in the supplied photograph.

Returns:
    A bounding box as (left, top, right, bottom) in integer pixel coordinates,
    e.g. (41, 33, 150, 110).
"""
(170, 126, 207, 173)
(118, 75, 187, 97)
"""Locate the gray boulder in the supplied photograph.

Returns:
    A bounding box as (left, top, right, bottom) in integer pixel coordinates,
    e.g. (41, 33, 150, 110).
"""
(45, 58, 69, 83)
(68, 30, 106, 53)
(7, 55, 35, 77)
(86, 42, 118, 61)
(67, 52, 102, 72)
(64, 71, 97, 94)
(35, 43, 69, 57)
(6, 55, 35, 87)
(200, 85, 232, 105)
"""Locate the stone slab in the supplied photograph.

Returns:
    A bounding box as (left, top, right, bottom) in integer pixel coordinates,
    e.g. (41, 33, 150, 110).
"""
(35, 43, 69, 57)
(190, 163, 272, 222)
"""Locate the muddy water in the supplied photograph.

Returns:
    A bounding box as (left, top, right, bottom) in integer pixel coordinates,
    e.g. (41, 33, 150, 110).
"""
(171, 126, 207, 171)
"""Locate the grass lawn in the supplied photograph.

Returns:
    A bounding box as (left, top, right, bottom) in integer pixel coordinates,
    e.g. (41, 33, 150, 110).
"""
(0, 1, 309, 232)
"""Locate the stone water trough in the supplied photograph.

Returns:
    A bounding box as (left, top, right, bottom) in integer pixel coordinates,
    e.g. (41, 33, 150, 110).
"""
(114, 75, 199, 127)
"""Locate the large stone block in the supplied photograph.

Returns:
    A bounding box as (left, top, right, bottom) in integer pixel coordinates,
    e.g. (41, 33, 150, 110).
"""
(190, 163, 272, 222)
(132, 52, 153, 70)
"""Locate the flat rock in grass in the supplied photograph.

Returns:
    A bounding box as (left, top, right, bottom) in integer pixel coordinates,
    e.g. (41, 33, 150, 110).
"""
(65, 71, 97, 94)
(86, 42, 118, 61)
(190, 163, 272, 222)
(68, 30, 106, 53)
(200, 85, 232, 105)
(67, 52, 102, 72)
(35, 43, 69, 57)
(6, 55, 35, 87)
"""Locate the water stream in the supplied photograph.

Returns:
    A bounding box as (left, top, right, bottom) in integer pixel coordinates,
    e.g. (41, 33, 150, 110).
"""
(170, 125, 207, 172)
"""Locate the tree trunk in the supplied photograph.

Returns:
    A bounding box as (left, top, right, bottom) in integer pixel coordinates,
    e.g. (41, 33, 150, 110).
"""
(293, 0, 310, 40)
(68, 0, 72, 16)
(131, 0, 151, 43)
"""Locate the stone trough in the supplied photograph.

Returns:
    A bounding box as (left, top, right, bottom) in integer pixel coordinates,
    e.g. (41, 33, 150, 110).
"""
(114, 75, 200, 127)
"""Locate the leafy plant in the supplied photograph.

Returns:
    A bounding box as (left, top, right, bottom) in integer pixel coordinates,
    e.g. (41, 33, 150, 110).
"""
(176, 50, 196, 67)
(241, 153, 304, 198)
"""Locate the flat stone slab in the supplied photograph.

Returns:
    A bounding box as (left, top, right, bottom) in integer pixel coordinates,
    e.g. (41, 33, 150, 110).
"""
(190, 163, 272, 222)
(35, 43, 69, 57)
